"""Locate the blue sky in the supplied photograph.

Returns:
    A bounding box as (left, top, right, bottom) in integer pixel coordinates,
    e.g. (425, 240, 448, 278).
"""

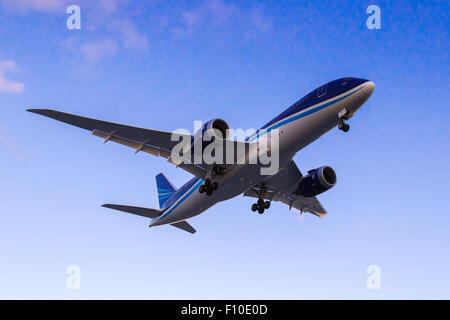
(0, 0, 449, 299)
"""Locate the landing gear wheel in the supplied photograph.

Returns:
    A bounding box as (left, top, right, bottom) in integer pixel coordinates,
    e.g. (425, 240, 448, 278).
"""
(342, 123, 350, 132)
(338, 121, 350, 132)
(200, 178, 217, 196)
(251, 184, 271, 214)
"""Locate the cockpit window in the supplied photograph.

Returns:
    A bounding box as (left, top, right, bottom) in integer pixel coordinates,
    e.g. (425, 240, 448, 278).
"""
(341, 77, 353, 86)
(317, 83, 328, 98)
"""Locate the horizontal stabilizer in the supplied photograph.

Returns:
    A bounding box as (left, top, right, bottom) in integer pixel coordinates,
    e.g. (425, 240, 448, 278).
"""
(170, 221, 196, 234)
(102, 204, 162, 219)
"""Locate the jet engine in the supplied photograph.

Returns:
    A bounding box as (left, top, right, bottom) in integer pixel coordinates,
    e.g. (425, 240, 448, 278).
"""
(185, 119, 230, 163)
(193, 119, 230, 142)
(294, 166, 337, 197)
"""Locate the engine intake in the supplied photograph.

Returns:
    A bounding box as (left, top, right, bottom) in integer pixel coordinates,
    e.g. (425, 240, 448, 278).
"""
(194, 118, 230, 141)
(294, 166, 337, 197)
(179, 119, 231, 163)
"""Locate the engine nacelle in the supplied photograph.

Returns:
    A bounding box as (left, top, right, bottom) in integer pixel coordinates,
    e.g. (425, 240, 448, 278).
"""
(294, 166, 337, 197)
(193, 119, 230, 142)
(186, 119, 230, 160)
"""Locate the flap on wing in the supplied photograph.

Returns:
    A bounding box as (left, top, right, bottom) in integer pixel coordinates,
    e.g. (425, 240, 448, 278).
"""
(92, 129, 162, 156)
(92, 129, 207, 178)
(102, 204, 162, 219)
(170, 220, 196, 234)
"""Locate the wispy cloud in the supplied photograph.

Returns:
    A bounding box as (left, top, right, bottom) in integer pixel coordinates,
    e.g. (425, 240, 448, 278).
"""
(2, 0, 272, 66)
(249, 8, 274, 33)
(96, 0, 128, 15)
(173, 0, 273, 36)
(0, 60, 24, 94)
(80, 39, 117, 61)
(111, 19, 149, 51)
(173, 0, 238, 35)
(0, 0, 68, 13)
(2, 0, 148, 63)
(76, 1, 149, 62)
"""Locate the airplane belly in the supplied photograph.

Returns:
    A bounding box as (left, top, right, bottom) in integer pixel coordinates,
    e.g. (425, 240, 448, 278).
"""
(215, 164, 267, 199)
(153, 165, 273, 227)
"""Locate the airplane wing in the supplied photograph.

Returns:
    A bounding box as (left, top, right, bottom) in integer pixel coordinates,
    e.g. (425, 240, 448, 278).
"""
(27, 109, 208, 178)
(243, 159, 327, 217)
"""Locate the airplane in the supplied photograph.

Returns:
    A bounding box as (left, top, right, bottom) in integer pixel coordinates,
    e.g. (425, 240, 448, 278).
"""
(28, 77, 375, 234)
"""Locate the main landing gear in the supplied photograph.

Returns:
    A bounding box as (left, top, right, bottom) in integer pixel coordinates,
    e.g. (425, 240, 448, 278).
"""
(199, 165, 224, 196)
(250, 184, 271, 214)
(251, 198, 271, 214)
(199, 178, 218, 196)
(338, 120, 350, 132)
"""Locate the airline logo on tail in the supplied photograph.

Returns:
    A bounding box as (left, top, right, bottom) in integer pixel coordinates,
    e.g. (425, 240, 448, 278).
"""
(155, 173, 177, 208)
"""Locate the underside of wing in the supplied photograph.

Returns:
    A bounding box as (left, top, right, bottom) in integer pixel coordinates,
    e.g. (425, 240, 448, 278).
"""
(244, 159, 328, 217)
(27, 109, 208, 178)
(28, 109, 252, 180)
(244, 187, 327, 217)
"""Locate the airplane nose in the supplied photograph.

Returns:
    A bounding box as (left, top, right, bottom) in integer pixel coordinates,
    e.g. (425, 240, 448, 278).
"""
(363, 81, 375, 97)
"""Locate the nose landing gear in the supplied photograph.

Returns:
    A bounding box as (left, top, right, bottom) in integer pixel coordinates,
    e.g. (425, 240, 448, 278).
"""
(338, 120, 350, 132)
(338, 109, 351, 132)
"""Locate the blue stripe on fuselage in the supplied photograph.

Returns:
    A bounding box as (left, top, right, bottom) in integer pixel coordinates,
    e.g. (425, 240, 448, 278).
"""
(157, 178, 203, 221)
(248, 86, 364, 142)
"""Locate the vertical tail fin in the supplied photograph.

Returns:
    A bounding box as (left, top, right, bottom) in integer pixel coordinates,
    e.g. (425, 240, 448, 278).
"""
(155, 173, 177, 208)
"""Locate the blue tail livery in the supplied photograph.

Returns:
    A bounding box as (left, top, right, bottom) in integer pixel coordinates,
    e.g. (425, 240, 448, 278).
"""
(155, 173, 177, 208)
